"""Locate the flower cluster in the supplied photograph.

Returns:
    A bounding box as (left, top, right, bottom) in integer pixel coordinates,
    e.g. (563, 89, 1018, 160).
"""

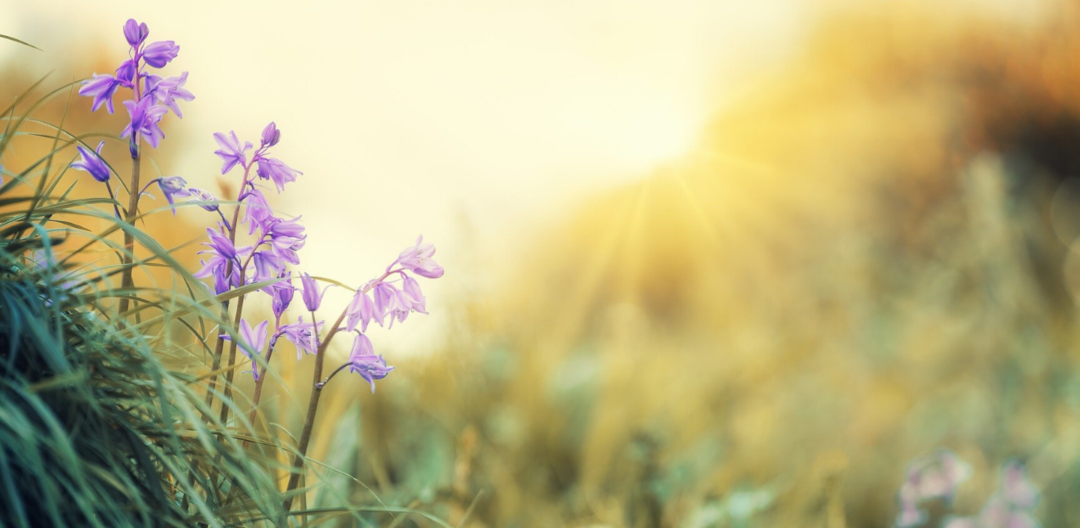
(196, 121, 442, 393)
(944, 461, 1040, 528)
(895, 450, 972, 528)
(74, 20, 206, 220)
(79, 19, 191, 158)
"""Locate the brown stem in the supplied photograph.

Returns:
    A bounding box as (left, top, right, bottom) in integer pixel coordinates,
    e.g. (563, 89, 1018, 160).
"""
(280, 269, 395, 511)
(117, 74, 145, 316)
(282, 308, 346, 512)
(117, 153, 140, 315)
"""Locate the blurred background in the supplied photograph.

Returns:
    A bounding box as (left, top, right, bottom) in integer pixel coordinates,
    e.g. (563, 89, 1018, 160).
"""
(4, 0, 1080, 525)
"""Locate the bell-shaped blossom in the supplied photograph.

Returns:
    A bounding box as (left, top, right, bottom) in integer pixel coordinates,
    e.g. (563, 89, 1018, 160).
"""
(241, 187, 275, 235)
(266, 215, 305, 239)
(388, 288, 416, 326)
(71, 141, 111, 183)
(261, 121, 281, 147)
(142, 40, 179, 68)
(346, 290, 381, 332)
(255, 156, 302, 192)
(237, 244, 284, 283)
(401, 274, 428, 314)
(155, 176, 191, 215)
(238, 318, 268, 380)
(277, 316, 323, 359)
(79, 74, 121, 113)
(205, 227, 237, 260)
(194, 252, 239, 295)
(185, 188, 221, 212)
(299, 272, 326, 312)
(396, 236, 444, 278)
(123, 19, 149, 48)
(121, 96, 168, 149)
(347, 333, 394, 393)
(115, 59, 137, 88)
(213, 131, 251, 174)
(372, 282, 397, 317)
(269, 223, 306, 265)
(267, 272, 294, 319)
(145, 72, 194, 118)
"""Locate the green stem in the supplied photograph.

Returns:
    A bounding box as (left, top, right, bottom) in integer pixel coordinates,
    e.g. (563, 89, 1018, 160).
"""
(203, 164, 253, 411)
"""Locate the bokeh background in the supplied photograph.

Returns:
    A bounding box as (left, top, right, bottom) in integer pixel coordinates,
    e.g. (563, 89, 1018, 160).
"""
(4, 0, 1080, 525)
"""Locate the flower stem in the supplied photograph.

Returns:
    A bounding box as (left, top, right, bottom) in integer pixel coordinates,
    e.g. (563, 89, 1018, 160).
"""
(117, 153, 140, 314)
(218, 281, 246, 425)
(282, 308, 343, 513)
(316, 362, 351, 390)
(282, 271, 395, 511)
(104, 180, 122, 220)
(203, 164, 252, 410)
(117, 73, 144, 316)
(245, 338, 278, 440)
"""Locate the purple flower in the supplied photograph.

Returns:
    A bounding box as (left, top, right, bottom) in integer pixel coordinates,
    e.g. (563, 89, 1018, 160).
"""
(268, 272, 295, 319)
(123, 19, 149, 48)
(268, 220, 306, 265)
(205, 227, 237, 260)
(121, 96, 168, 150)
(145, 72, 194, 118)
(401, 274, 428, 314)
(142, 40, 179, 68)
(155, 176, 191, 215)
(186, 188, 221, 212)
(261, 122, 281, 147)
(245, 246, 285, 283)
(213, 131, 251, 174)
(72, 141, 111, 183)
(299, 272, 325, 312)
(266, 215, 305, 239)
(396, 236, 444, 278)
(238, 318, 268, 380)
(255, 156, 302, 193)
(372, 282, 397, 317)
(79, 74, 121, 113)
(347, 334, 394, 393)
(195, 228, 241, 294)
(194, 252, 239, 295)
(346, 290, 381, 333)
(241, 188, 275, 235)
(278, 316, 323, 359)
(115, 59, 137, 88)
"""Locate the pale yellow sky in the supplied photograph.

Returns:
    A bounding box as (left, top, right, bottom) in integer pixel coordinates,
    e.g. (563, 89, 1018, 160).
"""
(3, 0, 833, 352)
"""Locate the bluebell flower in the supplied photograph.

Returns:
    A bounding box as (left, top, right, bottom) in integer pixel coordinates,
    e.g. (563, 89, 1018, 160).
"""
(79, 74, 121, 113)
(71, 141, 111, 182)
(141, 40, 179, 68)
(347, 333, 394, 393)
(213, 131, 251, 174)
(123, 19, 149, 48)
